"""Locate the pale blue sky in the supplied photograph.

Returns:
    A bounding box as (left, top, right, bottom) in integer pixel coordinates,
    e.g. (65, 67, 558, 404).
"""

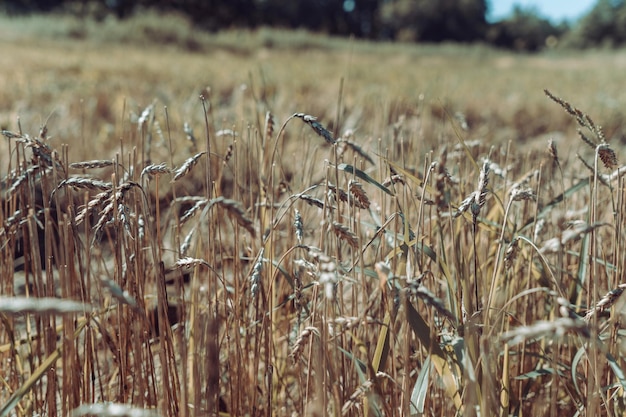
(488, 0, 598, 22)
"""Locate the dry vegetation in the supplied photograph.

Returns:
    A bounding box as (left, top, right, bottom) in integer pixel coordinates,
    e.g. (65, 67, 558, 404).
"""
(4, 12, 626, 417)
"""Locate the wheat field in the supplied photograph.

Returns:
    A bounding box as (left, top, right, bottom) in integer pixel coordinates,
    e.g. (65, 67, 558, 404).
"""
(3, 13, 626, 417)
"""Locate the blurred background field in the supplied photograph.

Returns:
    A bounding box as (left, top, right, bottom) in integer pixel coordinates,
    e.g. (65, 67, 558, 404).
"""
(1, 5, 626, 168)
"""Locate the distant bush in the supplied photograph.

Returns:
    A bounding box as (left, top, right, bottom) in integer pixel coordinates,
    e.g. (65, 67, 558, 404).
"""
(380, 0, 488, 42)
(486, 6, 568, 51)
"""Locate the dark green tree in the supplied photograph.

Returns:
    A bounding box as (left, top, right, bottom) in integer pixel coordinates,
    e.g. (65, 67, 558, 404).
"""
(149, 0, 258, 30)
(379, 0, 488, 42)
(565, 0, 626, 48)
(1, 0, 65, 13)
(256, 0, 380, 38)
(487, 6, 568, 51)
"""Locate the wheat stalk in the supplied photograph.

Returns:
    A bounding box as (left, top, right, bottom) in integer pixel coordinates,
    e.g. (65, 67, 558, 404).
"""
(69, 160, 114, 170)
(264, 111, 275, 144)
(172, 151, 207, 181)
(180, 228, 194, 256)
(337, 138, 374, 165)
(250, 250, 264, 298)
(332, 221, 358, 248)
(585, 283, 626, 321)
(175, 256, 212, 269)
(291, 326, 318, 363)
(348, 180, 370, 209)
(294, 209, 303, 243)
(217, 198, 256, 237)
(501, 317, 589, 345)
(504, 237, 520, 270)
(0, 296, 91, 315)
(472, 161, 490, 221)
(54, 177, 112, 196)
(597, 143, 618, 170)
(299, 194, 325, 209)
(548, 139, 560, 167)
(182, 121, 198, 154)
(545, 89, 606, 143)
(180, 199, 208, 225)
(293, 113, 336, 144)
(71, 403, 159, 417)
(7, 165, 45, 196)
(141, 163, 171, 177)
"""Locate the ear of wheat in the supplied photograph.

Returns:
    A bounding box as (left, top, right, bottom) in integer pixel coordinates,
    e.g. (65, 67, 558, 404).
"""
(172, 151, 206, 181)
(294, 113, 336, 144)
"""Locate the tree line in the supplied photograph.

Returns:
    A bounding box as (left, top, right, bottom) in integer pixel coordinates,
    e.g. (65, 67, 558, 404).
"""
(4, 0, 626, 51)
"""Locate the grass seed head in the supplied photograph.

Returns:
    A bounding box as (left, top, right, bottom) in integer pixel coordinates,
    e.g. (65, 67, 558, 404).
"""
(7, 165, 44, 196)
(250, 251, 264, 298)
(294, 112, 336, 145)
(299, 194, 325, 209)
(547, 139, 560, 167)
(294, 208, 303, 243)
(473, 161, 490, 216)
(180, 228, 194, 256)
(382, 174, 405, 187)
(0, 296, 92, 315)
(337, 138, 375, 165)
(179, 198, 208, 224)
(332, 221, 358, 248)
(172, 151, 206, 182)
(184, 121, 197, 151)
(56, 177, 113, 194)
(69, 159, 115, 170)
(223, 144, 233, 164)
(504, 237, 520, 270)
(501, 317, 589, 345)
(141, 163, 171, 177)
(348, 180, 370, 209)
(71, 403, 159, 417)
(455, 193, 474, 218)
(511, 186, 536, 202)
(217, 198, 256, 237)
(264, 111, 275, 143)
(291, 326, 318, 363)
(598, 143, 618, 170)
(176, 256, 211, 269)
(585, 284, 626, 321)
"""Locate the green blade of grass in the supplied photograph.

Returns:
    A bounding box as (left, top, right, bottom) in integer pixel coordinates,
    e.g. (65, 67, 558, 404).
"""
(385, 238, 453, 295)
(405, 300, 463, 413)
(337, 163, 394, 196)
(366, 310, 390, 417)
(573, 231, 590, 306)
(378, 157, 437, 195)
(338, 346, 368, 379)
(410, 355, 431, 415)
(372, 311, 391, 374)
(520, 178, 589, 233)
(385, 236, 458, 328)
(605, 351, 626, 392)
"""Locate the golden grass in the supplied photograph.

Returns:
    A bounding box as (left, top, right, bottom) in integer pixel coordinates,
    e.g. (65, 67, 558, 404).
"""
(3, 12, 626, 417)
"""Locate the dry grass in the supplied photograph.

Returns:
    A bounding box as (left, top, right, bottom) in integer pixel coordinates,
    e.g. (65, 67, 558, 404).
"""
(3, 12, 626, 417)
